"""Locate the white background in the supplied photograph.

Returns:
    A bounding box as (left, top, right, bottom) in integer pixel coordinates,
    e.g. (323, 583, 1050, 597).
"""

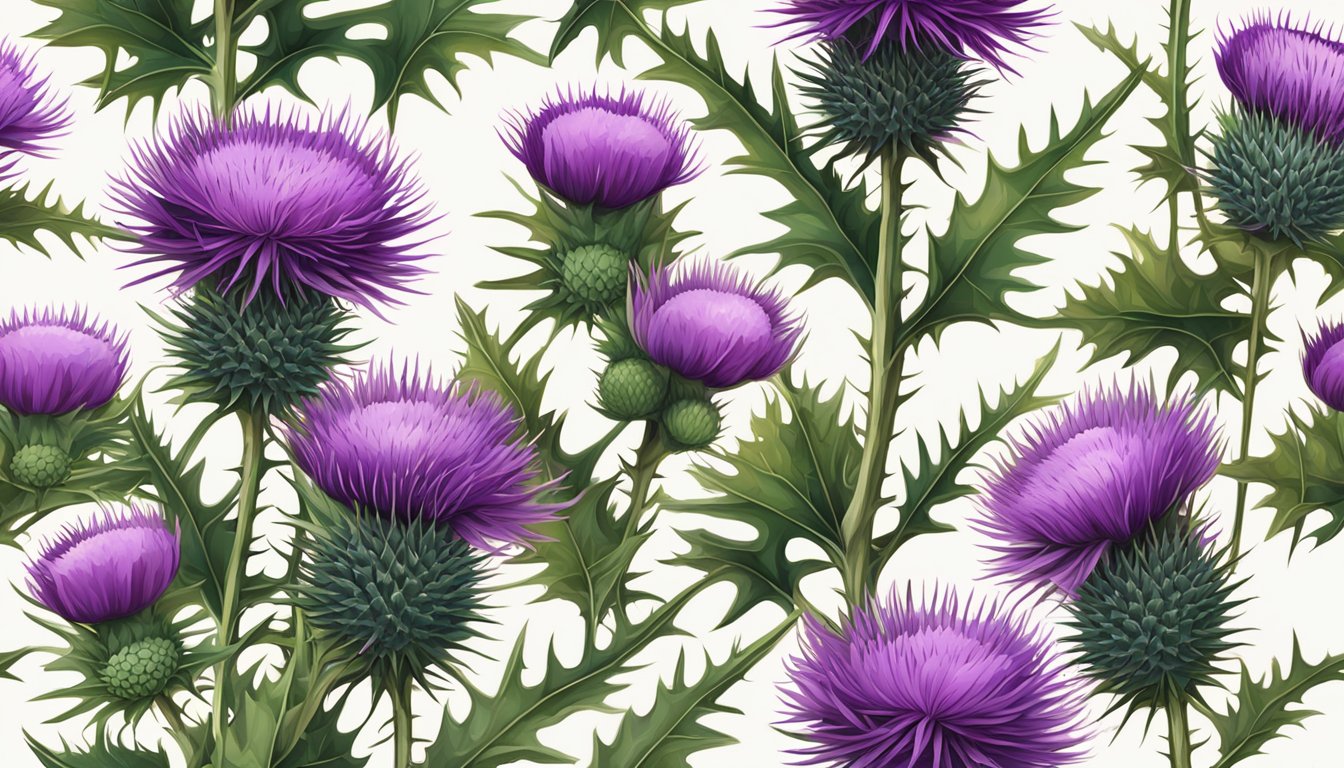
(0, 0, 1342, 766)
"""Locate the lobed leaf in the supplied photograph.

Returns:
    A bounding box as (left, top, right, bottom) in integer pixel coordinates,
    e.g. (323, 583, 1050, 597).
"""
(0, 181, 126, 257)
(549, 0, 701, 65)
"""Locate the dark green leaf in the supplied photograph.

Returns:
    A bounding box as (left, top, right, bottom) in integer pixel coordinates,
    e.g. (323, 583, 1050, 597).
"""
(27, 731, 170, 768)
(0, 181, 126, 256)
(549, 0, 699, 65)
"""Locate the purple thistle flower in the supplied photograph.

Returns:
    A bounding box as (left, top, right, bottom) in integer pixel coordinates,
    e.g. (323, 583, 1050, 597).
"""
(1303, 320, 1344, 411)
(502, 88, 702, 210)
(976, 384, 1220, 596)
(287, 362, 565, 550)
(28, 503, 180, 624)
(1216, 15, 1344, 145)
(0, 38, 69, 179)
(0, 307, 129, 416)
(630, 259, 803, 389)
(782, 587, 1089, 768)
(772, 0, 1051, 70)
(111, 108, 432, 309)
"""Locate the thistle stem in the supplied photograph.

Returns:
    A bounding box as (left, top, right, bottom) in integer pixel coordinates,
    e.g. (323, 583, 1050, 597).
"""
(1166, 693, 1194, 768)
(1167, 0, 1206, 219)
(622, 422, 666, 540)
(212, 0, 238, 120)
(390, 676, 415, 768)
(1230, 247, 1273, 561)
(210, 407, 267, 758)
(840, 145, 906, 607)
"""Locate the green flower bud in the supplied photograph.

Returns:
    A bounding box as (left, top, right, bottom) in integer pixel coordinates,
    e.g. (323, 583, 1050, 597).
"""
(9, 444, 71, 488)
(561, 243, 629, 308)
(662, 399, 721, 449)
(599, 359, 669, 420)
(101, 637, 179, 700)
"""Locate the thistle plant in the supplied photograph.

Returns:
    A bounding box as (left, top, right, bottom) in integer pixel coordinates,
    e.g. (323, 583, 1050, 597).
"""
(0, 1, 1341, 767)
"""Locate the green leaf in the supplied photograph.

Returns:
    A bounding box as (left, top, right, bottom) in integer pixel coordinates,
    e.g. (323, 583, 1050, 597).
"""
(127, 404, 239, 619)
(30, 0, 212, 114)
(1204, 639, 1344, 768)
(0, 181, 126, 256)
(549, 0, 699, 65)
(873, 342, 1061, 565)
(589, 615, 797, 766)
(244, 0, 543, 124)
(27, 732, 171, 768)
(906, 64, 1146, 343)
(640, 25, 880, 301)
(660, 374, 857, 620)
(1223, 406, 1344, 548)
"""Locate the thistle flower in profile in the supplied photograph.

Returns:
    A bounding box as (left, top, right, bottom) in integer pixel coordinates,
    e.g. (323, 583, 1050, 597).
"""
(502, 88, 702, 210)
(112, 108, 431, 309)
(782, 587, 1089, 768)
(977, 384, 1220, 595)
(1303, 320, 1344, 411)
(0, 38, 69, 177)
(27, 504, 180, 625)
(630, 259, 802, 389)
(773, 0, 1051, 69)
(0, 307, 128, 415)
(287, 362, 564, 550)
(1216, 17, 1344, 145)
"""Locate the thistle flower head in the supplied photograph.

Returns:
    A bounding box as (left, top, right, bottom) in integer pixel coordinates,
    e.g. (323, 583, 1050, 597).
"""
(782, 587, 1089, 768)
(977, 384, 1220, 596)
(630, 259, 802, 389)
(27, 504, 180, 625)
(287, 362, 565, 550)
(1303, 320, 1344, 411)
(0, 307, 129, 415)
(113, 108, 432, 309)
(772, 0, 1051, 70)
(0, 38, 68, 177)
(1216, 15, 1344, 145)
(503, 88, 702, 209)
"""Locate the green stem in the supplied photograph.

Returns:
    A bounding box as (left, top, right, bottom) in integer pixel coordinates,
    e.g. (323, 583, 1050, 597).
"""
(1166, 692, 1194, 768)
(840, 145, 906, 606)
(210, 408, 267, 759)
(1230, 247, 1273, 561)
(390, 676, 415, 768)
(1167, 0, 1206, 220)
(622, 422, 666, 540)
(212, 0, 238, 120)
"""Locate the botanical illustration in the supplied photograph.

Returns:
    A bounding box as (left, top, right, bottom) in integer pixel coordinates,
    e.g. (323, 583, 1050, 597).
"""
(0, 0, 1341, 766)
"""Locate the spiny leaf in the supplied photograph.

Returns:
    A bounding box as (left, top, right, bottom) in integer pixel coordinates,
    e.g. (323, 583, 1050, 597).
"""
(30, 0, 212, 114)
(243, 0, 543, 124)
(660, 374, 857, 621)
(1044, 226, 1253, 395)
(1223, 405, 1344, 548)
(1204, 639, 1344, 768)
(641, 25, 880, 301)
(549, 0, 700, 65)
(873, 342, 1062, 565)
(590, 615, 797, 767)
(27, 731, 170, 768)
(906, 64, 1146, 344)
(0, 181, 126, 256)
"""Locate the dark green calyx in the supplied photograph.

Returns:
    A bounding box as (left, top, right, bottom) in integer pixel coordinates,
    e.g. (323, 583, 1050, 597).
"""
(100, 636, 179, 700)
(798, 37, 981, 164)
(599, 359, 669, 420)
(1207, 108, 1344, 246)
(1066, 527, 1241, 713)
(297, 514, 486, 679)
(561, 243, 629, 308)
(662, 399, 721, 449)
(9, 443, 71, 488)
(159, 284, 356, 416)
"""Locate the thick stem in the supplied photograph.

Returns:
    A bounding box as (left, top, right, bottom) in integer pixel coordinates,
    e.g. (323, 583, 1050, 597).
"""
(1167, 0, 1205, 220)
(390, 676, 415, 768)
(1166, 693, 1194, 768)
(840, 146, 906, 606)
(210, 408, 267, 758)
(622, 422, 666, 540)
(212, 0, 238, 120)
(1230, 247, 1273, 561)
